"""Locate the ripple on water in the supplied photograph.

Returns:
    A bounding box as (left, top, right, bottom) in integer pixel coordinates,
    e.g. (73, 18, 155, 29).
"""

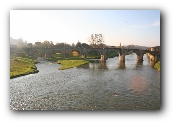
(10, 54, 160, 110)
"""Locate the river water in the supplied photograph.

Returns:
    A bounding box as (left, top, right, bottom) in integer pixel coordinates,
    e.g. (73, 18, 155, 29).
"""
(10, 53, 160, 110)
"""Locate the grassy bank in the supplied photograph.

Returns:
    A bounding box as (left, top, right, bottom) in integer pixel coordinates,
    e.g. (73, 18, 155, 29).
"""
(57, 60, 89, 70)
(154, 61, 160, 72)
(10, 57, 39, 79)
(46, 53, 84, 62)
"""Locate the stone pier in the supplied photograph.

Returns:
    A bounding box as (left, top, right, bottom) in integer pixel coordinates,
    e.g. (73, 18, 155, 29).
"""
(136, 54, 144, 62)
(136, 50, 144, 63)
(119, 48, 126, 63)
(100, 48, 106, 62)
(147, 53, 159, 62)
(119, 54, 125, 63)
(100, 55, 105, 62)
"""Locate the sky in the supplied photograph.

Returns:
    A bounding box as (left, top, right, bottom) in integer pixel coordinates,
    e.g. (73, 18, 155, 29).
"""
(10, 10, 160, 47)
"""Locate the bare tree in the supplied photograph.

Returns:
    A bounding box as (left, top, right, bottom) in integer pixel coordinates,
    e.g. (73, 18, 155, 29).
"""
(89, 34, 104, 48)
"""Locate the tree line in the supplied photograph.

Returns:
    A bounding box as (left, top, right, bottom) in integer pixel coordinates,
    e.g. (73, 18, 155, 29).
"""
(25, 33, 106, 49)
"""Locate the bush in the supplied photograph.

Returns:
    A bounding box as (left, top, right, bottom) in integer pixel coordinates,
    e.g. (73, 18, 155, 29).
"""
(154, 61, 160, 72)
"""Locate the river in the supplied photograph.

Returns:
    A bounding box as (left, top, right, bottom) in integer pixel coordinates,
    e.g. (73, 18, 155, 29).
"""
(10, 53, 160, 110)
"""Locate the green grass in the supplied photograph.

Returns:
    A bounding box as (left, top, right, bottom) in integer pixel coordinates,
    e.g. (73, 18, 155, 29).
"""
(57, 60, 89, 70)
(87, 56, 101, 59)
(47, 53, 84, 62)
(154, 61, 160, 72)
(10, 57, 39, 78)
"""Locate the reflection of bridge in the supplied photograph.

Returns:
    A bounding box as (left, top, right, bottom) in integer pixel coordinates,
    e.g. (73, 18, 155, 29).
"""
(25, 46, 160, 63)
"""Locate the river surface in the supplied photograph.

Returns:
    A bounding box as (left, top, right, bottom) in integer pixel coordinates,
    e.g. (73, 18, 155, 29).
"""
(10, 53, 160, 110)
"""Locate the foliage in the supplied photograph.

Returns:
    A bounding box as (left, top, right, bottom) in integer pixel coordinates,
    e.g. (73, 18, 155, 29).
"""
(47, 52, 84, 61)
(46, 53, 63, 61)
(75, 41, 82, 48)
(10, 57, 38, 78)
(154, 61, 160, 72)
(106, 51, 118, 58)
(81, 43, 90, 48)
(42, 40, 54, 48)
(87, 50, 119, 59)
(88, 50, 100, 56)
(75, 41, 89, 48)
(57, 60, 89, 70)
(87, 56, 101, 59)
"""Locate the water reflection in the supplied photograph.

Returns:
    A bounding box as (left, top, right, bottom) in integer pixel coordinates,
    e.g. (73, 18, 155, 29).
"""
(77, 63, 90, 69)
(98, 62, 108, 70)
(118, 61, 125, 69)
(88, 62, 108, 70)
(136, 61, 143, 69)
(89, 63, 99, 70)
(150, 60, 156, 67)
(136, 61, 143, 65)
(78, 62, 108, 70)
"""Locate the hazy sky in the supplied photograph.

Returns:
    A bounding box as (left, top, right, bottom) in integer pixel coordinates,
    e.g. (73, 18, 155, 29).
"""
(10, 10, 160, 47)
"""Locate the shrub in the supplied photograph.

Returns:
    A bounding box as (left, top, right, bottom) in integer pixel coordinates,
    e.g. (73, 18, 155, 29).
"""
(154, 61, 160, 72)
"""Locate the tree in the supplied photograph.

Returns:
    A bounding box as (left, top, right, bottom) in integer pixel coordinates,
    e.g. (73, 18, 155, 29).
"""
(42, 40, 55, 48)
(50, 41, 54, 47)
(81, 43, 90, 49)
(76, 41, 82, 49)
(43, 40, 51, 48)
(56, 43, 65, 49)
(71, 43, 76, 48)
(89, 34, 104, 48)
(98, 43, 107, 48)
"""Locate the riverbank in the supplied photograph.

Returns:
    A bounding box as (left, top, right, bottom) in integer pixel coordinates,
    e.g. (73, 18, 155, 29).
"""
(57, 60, 89, 70)
(154, 61, 160, 72)
(10, 57, 39, 79)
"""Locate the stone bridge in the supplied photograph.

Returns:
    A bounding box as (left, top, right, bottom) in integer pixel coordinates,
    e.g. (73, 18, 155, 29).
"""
(24, 46, 160, 63)
(118, 48, 160, 63)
